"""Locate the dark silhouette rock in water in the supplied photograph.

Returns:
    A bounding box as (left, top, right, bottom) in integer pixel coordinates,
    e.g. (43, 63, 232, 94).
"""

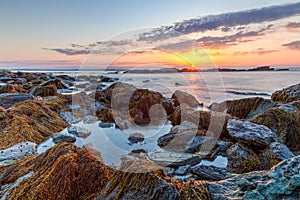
(0, 143, 111, 200)
(271, 83, 300, 103)
(0, 100, 68, 150)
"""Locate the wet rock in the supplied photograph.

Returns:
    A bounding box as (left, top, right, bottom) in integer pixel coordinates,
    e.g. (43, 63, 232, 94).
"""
(40, 78, 69, 89)
(269, 142, 294, 160)
(82, 115, 98, 124)
(96, 107, 114, 123)
(170, 106, 231, 139)
(191, 165, 231, 181)
(52, 131, 76, 143)
(0, 142, 37, 161)
(186, 136, 217, 153)
(251, 107, 300, 152)
(128, 132, 145, 144)
(208, 155, 300, 200)
(59, 111, 82, 124)
(67, 126, 91, 138)
(0, 101, 68, 149)
(0, 106, 6, 119)
(0, 83, 23, 94)
(98, 122, 113, 128)
(99, 75, 117, 82)
(226, 143, 260, 173)
(227, 119, 278, 148)
(97, 156, 180, 200)
(210, 97, 276, 119)
(0, 143, 111, 200)
(30, 85, 58, 97)
(278, 103, 297, 112)
(174, 165, 191, 176)
(0, 93, 33, 109)
(271, 83, 300, 103)
(149, 151, 201, 167)
(172, 90, 200, 107)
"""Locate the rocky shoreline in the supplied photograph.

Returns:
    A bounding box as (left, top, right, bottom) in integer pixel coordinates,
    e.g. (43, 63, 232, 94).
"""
(0, 70, 299, 199)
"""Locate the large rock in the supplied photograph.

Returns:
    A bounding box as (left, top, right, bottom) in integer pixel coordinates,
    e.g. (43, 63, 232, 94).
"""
(171, 90, 200, 107)
(227, 119, 278, 148)
(67, 125, 91, 138)
(30, 85, 58, 97)
(191, 165, 231, 181)
(0, 101, 68, 150)
(0, 143, 111, 200)
(40, 79, 69, 89)
(210, 97, 276, 119)
(251, 107, 300, 152)
(149, 151, 201, 167)
(97, 156, 180, 200)
(0, 84, 23, 94)
(269, 142, 294, 160)
(170, 106, 231, 139)
(208, 155, 300, 200)
(0, 93, 33, 109)
(0, 141, 37, 161)
(226, 143, 261, 173)
(271, 83, 300, 103)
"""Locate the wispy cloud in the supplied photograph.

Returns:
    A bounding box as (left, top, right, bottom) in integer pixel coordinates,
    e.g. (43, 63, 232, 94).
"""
(138, 2, 300, 42)
(233, 48, 279, 56)
(282, 40, 300, 50)
(285, 22, 300, 29)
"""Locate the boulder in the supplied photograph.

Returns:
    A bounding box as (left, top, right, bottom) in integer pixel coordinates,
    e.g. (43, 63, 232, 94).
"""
(0, 142, 37, 161)
(210, 97, 276, 119)
(97, 156, 180, 200)
(208, 155, 300, 200)
(251, 107, 300, 152)
(98, 122, 113, 128)
(269, 142, 294, 160)
(227, 119, 278, 148)
(67, 126, 91, 138)
(0, 143, 111, 200)
(30, 85, 58, 97)
(59, 111, 82, 124)
(149, 151, 201, 167)
(0, 101, 68, 150)
(96, 107, 114, 123)
(0, 83, 23, 94)
(40, 79, 69, 89)
(0, 93, 33, 109)
(83, 115, 99, 124)
(226, 143, 261, 173)
(191, 165, 231, 181)
(128, 132, 145, 144)
(52, 131, 76, 143)
(271, 83, 300, 103)
(171, 90, 200, 107)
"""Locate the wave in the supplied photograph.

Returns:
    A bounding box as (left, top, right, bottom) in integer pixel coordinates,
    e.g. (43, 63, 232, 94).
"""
(226, 90, 270, 96)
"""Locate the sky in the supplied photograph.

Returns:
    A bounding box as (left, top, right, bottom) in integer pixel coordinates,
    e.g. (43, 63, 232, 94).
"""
(1, 0, 300, 69)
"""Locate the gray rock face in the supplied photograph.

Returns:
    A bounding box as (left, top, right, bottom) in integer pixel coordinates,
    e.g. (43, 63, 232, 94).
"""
(278, 103, 297, 112)
(208, 155, 300, 200)
(67, 126, 91, 138)
(227, 119, 278, 147)
(0, 93, 33, 109)
(172, 90, 200, 107)
(269, 142, 294, 160)
(191, 165, 231, 181)
(0, 142, 37, 161)
(272, 83, 300, 103)
(52, 131, 76, 143)
(149, 151, 201, 167)
(83, 115, 98, 124)
(59, 111, 82, 124)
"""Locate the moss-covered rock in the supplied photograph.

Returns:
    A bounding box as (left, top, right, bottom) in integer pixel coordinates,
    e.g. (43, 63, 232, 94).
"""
(251, 107, 300, 152)
(210, 97, 276, 119)
(30, 85, 58, 97)
(0, 143, 111, 200)
(0, 100, 68, 150)
(271, 83, 300, 103)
